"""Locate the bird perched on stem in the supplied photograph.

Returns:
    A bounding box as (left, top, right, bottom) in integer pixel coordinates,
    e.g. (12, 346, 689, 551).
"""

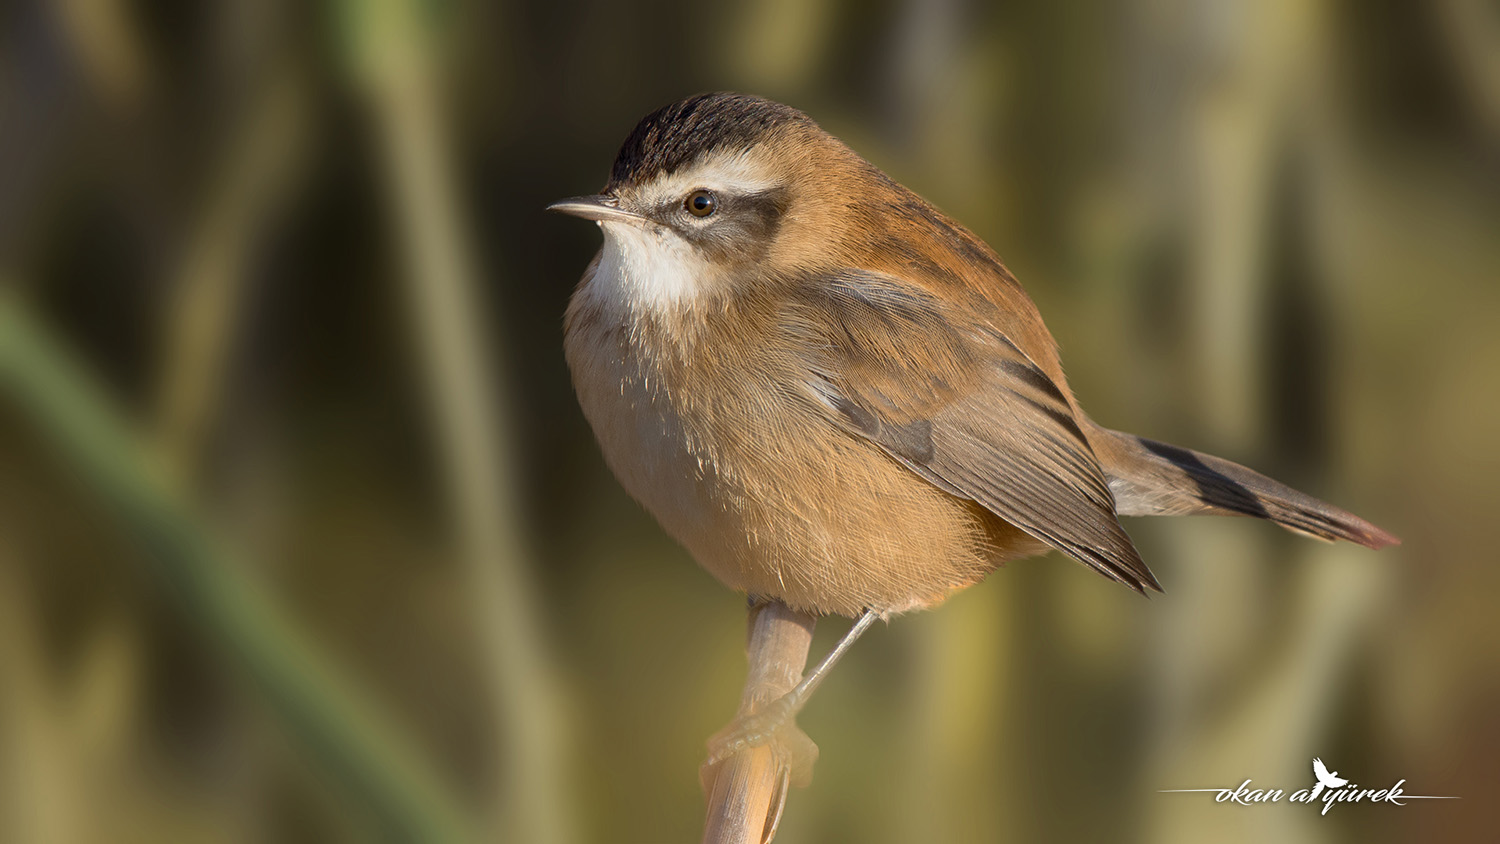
(551, 92, 1397, 779)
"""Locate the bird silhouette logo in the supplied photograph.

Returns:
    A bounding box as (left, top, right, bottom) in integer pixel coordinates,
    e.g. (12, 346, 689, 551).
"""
(1310, 757, 1349, 800)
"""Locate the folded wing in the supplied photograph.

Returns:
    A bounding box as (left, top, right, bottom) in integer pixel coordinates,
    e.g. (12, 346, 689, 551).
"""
(783, 270, 1161, 594)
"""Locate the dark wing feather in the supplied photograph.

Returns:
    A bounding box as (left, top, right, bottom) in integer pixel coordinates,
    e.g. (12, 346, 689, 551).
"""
(786, 270, 1161, 594)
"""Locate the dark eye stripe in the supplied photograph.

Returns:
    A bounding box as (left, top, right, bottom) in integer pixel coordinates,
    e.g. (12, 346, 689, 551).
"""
(735, 187, 790, 221)
(661, 184, 789, 264)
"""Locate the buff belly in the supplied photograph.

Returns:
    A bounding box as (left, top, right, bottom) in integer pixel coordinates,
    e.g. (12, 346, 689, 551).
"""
(564, 309, 1042, 617)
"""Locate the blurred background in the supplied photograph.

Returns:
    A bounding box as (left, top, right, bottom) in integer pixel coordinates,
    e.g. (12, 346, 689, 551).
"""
(1, 0, 1496, 841)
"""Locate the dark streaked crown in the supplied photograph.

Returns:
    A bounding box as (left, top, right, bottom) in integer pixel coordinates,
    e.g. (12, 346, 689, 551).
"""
(607, 93, 814, 189)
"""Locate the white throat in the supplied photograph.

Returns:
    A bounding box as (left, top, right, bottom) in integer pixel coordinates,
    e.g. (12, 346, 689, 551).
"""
(587, 220, 709, 314)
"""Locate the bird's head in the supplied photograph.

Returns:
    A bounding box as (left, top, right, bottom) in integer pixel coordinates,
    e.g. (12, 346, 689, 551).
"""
(549, 93, 913, 313)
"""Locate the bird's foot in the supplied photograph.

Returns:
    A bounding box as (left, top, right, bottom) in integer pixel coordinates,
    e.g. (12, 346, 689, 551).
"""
(700, 694, 819, 789)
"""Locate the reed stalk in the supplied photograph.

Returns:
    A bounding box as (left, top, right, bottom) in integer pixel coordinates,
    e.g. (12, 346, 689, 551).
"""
(0, 294, 472, 843)
(335, 2, 570, 840)
(701, 601, 817, 844)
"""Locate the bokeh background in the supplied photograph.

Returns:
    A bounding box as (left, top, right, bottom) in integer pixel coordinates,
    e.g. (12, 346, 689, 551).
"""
(1, 0, 1497, 842)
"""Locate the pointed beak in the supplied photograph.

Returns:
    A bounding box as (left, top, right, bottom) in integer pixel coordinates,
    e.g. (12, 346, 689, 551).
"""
(546, 194, 647, 225)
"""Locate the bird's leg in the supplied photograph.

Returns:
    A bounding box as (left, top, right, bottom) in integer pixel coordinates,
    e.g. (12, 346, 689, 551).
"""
(704, 609, 879, 785)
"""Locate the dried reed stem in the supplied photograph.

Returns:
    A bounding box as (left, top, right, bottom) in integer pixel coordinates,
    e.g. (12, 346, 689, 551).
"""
(340, 2, 568, 840)
(702, 601, 817, 844)
(153, 61, 305, 476)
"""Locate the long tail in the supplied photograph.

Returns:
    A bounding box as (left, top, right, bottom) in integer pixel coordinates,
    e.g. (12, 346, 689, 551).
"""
(1089, 425, 1399, 550)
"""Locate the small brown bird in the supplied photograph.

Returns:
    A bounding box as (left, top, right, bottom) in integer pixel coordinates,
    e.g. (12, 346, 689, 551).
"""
(551, 92, 1396, 767)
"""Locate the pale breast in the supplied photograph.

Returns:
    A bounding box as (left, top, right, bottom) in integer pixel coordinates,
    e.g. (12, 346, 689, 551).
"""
(563, 265, 1031, 616)
(564, 304, 726, 563)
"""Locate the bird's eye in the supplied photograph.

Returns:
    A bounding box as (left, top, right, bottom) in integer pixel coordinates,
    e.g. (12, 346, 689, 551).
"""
(685, 189, 717, 218)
